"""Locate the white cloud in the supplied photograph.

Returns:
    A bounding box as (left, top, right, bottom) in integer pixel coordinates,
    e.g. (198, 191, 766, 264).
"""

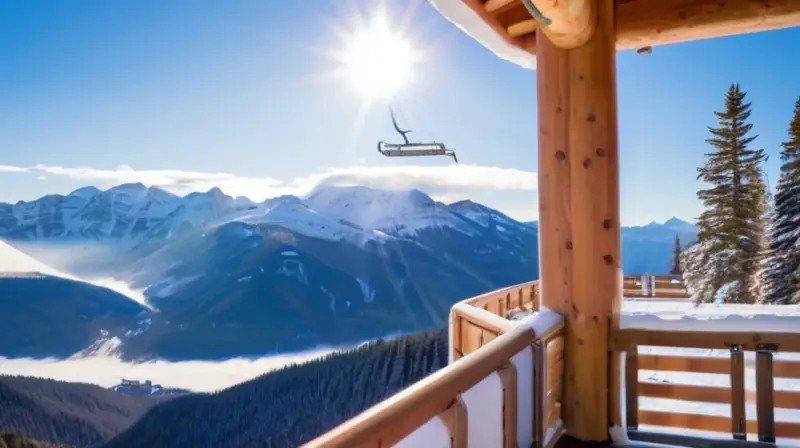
(0, 165, 28, 173)
(4, 163, 537, 202)
(0, 349, 337, 393)
(0, 333, 406, 393)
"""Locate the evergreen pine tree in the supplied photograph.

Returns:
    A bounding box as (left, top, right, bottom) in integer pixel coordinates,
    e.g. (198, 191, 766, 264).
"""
(763, 97, 800, 304)
(686, 83, 768, 304)
(669, 234, 682, 276)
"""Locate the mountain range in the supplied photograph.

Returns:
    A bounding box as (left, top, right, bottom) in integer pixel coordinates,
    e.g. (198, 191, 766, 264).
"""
(0, 184, 696, 360)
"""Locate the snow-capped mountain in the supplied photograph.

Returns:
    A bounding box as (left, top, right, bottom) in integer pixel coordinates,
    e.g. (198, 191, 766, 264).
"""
(0, 184, 694, 360)
(0, 183, 256, 246)
(0, 185, 540, 359)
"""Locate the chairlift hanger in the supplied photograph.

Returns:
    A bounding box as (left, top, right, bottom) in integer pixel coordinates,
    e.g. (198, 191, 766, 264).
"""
(377, 108, 458, 163)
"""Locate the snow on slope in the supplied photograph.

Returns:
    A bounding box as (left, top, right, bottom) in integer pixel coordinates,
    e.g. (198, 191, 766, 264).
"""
(220, 195, 391, 246)
(448, 200, 525, 232)
(305, 186, 480, 237)
(0, 240, 150, 308)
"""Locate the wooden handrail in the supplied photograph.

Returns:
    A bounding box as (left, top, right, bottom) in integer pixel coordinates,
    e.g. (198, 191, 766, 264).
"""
(301, 320, 544, 448)
(612, 328, 800, 352)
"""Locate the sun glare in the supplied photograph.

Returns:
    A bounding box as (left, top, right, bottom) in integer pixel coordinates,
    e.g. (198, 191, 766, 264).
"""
(338, 14, 418, 99)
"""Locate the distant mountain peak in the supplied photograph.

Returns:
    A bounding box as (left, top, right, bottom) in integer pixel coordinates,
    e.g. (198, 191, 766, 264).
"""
(664, 217, 690, 226)
(113, 182, 147, 191)
(68, 186, 102, 198)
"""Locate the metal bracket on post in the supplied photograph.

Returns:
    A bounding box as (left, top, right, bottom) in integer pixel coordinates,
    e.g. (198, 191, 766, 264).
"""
(756, 343, 779, 354)
(520, 0, 553, 26)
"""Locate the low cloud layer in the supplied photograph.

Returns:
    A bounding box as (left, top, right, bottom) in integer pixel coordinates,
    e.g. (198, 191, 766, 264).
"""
(0, 349, 337, 393)
(3, 163, 537, 202)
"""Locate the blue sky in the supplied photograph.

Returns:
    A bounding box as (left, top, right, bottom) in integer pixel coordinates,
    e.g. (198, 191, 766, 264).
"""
(1, 0, 798, 225)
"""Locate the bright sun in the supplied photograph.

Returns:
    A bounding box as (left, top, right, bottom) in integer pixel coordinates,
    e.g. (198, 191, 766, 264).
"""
(337, 14, 418, 99)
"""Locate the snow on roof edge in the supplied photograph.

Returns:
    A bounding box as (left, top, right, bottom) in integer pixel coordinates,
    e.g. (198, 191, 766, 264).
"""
(427, 0, 537, 70)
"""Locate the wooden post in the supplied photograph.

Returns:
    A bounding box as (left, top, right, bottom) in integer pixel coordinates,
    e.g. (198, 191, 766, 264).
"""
(536, 0, 621, 441)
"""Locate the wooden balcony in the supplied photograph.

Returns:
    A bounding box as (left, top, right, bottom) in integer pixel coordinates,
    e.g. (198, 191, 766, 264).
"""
(303, 279, 800, 447)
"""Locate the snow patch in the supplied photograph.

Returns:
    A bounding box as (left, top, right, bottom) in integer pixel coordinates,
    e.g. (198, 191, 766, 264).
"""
(277, 259, 307, 284)
(232, 197, 388, 247)
(356, 277, 375, 303)
(305, 186, 480, 238)
(147, 275, 200, 299)
(320, 286, 336, 312)
(71, 336, 124, 359)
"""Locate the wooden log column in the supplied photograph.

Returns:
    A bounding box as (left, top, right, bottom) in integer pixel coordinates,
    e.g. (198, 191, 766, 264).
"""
(535, 0, 622, 442)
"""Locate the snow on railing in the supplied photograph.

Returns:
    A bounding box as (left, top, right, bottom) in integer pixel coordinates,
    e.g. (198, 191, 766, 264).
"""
(301, 284, 565, 448)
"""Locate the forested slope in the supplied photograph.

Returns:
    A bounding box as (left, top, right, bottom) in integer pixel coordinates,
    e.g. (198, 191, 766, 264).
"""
(0, 329, 448, 448)
(105, 329, 448, 448)
(0, 376, 159, 447)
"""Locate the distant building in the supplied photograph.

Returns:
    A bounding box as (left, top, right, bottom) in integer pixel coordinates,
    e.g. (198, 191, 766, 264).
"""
(114, 378, 157, 396)
(111, 378, 187, 397)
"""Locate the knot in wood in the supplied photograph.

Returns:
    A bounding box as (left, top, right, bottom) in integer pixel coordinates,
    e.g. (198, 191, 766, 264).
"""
(603, 219, 612, 230)
(587, 113, 596, 122)
(603, 254, 614, 265)
(565, 240, 573, 250)
(583, 158, 592, 168)
(596, 147, 605, 157)
(555, 150, 566, 161)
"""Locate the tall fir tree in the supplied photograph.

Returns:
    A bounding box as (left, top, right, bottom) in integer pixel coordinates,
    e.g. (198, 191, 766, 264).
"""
(685, 83, 768, 304)
(762, 97, 800, 304)
(670, 234, 682, 276)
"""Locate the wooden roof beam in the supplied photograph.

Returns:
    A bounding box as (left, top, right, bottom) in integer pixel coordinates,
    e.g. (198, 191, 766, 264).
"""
(524, 0, 596, 49)
(462, 0, 537, 54)
(484, 0, 517, 14)
(508, 18, 536, 37)
(616, 0, 800, 50)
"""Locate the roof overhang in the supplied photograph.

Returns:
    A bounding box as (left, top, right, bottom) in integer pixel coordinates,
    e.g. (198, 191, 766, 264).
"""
(428, 0, 800, 70)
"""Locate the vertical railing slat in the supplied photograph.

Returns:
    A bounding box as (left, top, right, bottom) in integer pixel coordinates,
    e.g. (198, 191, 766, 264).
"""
(533, 340, 545, 448)
(625, 347, 639, 430)
(499, 362, 518, 448)
(440, 397, 468, 448)
(452, 313, 463, 362)
(729, 344, 746, 440)
(755, 344, 776, 443)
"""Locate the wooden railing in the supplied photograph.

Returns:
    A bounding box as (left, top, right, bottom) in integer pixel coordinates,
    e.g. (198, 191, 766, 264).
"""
(612, 328, 800, 445)
(303, 276, 719, 448)
(623, 274, 690, 298)
(302, 281, 565, 448)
